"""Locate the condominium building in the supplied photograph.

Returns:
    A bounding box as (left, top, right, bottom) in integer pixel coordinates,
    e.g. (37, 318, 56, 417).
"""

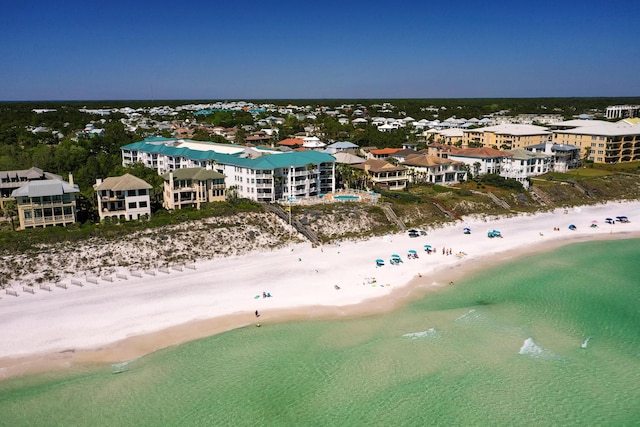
(162, 168, 226, 210)
(500, 149, 551, 189)
(605, 105, 640, 120)
(403, 154, 467, 185)
(551, 121, 640, 163)
(121, 137, 336, 202)
(463, 124, 551, 150)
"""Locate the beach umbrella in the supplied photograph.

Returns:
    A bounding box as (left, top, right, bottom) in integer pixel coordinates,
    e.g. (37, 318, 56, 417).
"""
(424, 244, 432, 249)
(391, 254, 401, 259)
(408, 249, 417, 254)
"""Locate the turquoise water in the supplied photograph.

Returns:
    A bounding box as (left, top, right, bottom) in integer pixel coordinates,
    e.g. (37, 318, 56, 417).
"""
(1, 239, 640, 426)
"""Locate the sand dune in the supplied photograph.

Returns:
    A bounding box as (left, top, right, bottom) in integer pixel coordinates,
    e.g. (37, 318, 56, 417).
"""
(1, 201, 639, 379)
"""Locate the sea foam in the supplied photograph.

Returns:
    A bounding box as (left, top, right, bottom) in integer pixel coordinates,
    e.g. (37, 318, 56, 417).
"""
(402, 328, 439, 340)
(519, 337, 560, 360)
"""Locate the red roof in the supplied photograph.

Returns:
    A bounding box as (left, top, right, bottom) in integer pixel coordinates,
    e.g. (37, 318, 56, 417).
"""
(278, 138, 304, 146)
(370, 147, 402, 155)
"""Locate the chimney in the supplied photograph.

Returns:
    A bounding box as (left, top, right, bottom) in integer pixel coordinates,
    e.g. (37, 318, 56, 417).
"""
(68, 173, 74, 187)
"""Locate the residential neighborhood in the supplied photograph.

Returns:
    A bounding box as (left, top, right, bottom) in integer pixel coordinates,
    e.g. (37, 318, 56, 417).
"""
(1, 99, 640, 229)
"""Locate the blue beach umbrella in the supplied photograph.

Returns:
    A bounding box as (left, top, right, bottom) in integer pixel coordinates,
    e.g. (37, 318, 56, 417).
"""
(423, 244, 432, 249)
(408, 249, 417, 254)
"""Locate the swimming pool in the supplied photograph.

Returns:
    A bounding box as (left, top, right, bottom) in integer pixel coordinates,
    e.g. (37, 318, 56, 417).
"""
(333, 195, 361, 201)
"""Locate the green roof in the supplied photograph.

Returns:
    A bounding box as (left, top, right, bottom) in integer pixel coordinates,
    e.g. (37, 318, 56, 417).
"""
(161, 168, 225, 181)
(122, 137, 336, 170)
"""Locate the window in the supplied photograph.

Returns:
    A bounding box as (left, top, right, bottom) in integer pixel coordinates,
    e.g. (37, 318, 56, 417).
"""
(127, 190, 136, 197)
(128, 202, 136, 209)
(139, 201, 148, 208)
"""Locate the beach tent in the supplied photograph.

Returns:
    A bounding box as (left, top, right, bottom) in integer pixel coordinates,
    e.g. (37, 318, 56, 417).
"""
(463, 227, 471, 234)
(376, 259, 385, 267)
(605, 218, 615, 224)
(568, 224, 576, 230)
(616, 216, 629, 223)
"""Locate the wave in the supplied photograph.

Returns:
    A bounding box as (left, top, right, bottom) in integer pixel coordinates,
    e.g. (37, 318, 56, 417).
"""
(519, 338, 560, 360)
(402, 328, 439, 340)
(112, 358, 138, 374)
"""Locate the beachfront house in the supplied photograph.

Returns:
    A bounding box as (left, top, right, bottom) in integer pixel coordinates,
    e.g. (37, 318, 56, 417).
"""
(162, 168, 226, 210)
(0, 167, 62, 209)
(351, 159, 408, 190)
(94, 174, 153, 221)
(524, 142, 581, 172)
(121, 136, 336, 202)
(446, 147, 513, 178)
(403, 154, 467, 185)
(10, 175, 79, 230)
(500, 149, 551, 189)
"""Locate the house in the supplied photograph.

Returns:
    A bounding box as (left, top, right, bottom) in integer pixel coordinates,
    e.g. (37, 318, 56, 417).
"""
(10, 175, 79, 230)
(1, 167, 61, 201)
(500, 149, 551, 189)
(403, 154, 467, 185)
(525, 142, 581, 172)
(162, 168, 226, 210)
(94, 174, 153, 221)
(367, 147, 402, 160)
(352, 159, 408, 190)
(324, 141, 359, 154)
(446, 147, 513, 177)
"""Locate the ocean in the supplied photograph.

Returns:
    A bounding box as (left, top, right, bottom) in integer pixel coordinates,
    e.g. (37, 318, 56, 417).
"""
(1, 238, 639, 426)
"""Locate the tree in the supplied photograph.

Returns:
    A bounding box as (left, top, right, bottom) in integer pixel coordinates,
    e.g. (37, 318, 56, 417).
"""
(1, 199, 18, 231)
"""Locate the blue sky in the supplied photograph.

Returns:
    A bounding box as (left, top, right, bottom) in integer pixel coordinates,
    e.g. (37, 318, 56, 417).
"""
(1, 0, 638, 100)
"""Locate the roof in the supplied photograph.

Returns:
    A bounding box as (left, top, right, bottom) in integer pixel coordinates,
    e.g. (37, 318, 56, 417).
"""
(370, 147, 402, 155)
(448, 146, 513, 159)
(554, 123, 640, 137)
(11, 179, 79, 198)
(464, 124, 550, 136)
(403, 154, 462, 167)
(508, 148, 550, 160)
(277, 138, 304, 146)
(332, 152, 366, 164)
(95, 173, 152, 191)
(327, 141, 359, 149)
(352, 159, 406, 173)
(161, 168, 225, 181)
(0, 167, 61, 182)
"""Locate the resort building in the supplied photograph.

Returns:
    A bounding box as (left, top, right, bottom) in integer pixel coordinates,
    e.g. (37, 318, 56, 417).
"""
(366, 147, 402, 160)
(403, 154, 467, 185)
(121, 136, 336, 202)
(351, 159, 408, 190)
(500, 149, 551, 189)
(462, 124, 551, 150)
(446, 147, 513, 177)
(551, 121, 640, 164)
(524, 142, 581, 172)
(10, 176, 79, 230)
(162, 168, 226, 210)
(94, 174, 153, 221)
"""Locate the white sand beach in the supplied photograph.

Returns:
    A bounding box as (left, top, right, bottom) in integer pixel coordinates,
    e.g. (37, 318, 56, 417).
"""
(1, 201, 640, 378)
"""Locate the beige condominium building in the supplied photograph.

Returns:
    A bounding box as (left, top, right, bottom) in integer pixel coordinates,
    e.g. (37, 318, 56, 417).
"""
(10, 176, 79, 230)
(162, 168, 226, 210)
(551, 120, 640, 164)
(463, 124, 551, 150)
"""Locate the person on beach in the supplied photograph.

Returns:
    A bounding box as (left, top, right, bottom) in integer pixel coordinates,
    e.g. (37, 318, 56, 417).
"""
(255, 310, 260, 317)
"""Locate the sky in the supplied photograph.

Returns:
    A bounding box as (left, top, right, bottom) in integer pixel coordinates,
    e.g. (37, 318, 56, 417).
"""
(1, 0, 639, 100)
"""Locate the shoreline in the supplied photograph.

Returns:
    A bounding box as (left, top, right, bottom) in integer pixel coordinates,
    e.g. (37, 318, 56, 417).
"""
(2, 201, 640, 380)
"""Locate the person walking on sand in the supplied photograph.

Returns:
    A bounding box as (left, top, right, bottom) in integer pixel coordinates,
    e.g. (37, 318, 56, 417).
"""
(255, 310, 260, 318)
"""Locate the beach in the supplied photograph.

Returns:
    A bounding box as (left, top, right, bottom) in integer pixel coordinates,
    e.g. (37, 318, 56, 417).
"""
(2, 200, 640, 379)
